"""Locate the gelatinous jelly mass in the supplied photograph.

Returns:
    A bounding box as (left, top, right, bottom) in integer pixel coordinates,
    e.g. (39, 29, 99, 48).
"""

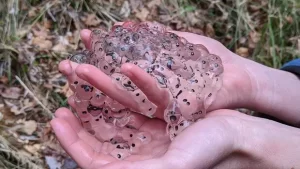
(67, 21, 224, 160)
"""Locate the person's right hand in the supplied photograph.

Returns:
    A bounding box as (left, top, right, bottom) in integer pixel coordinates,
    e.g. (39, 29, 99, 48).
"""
(61, 28, 300, 126)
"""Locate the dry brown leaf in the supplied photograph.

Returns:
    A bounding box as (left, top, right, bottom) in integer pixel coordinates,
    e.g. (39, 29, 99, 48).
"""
(4, 99, 23, 115)
(28, 66, 45, 84)
(16, 43, 36, 64)
(19, 120, 38, 135)
(249, 31, 261, 43)
(159, 14, 172, 22)
(0, 76, 9, 84)
(28, 7, 38, 17)
(285, 16, 293, 24)
(187, 27, 204, 35)
(4, 97, 35, 115)
(120, 1, 131, 18)
(239, 37, 247, 45)
(0, 104, 3, 121)
(236, 47, 249, 57)
(20, 1, 29, 10)
(248, 31, 261, 48)
(16, 25, 31, 38)
(23, 98, 35, 109)
(1, 87, 22, 99)
(147, 0, 161, 8)
(186, 13, 199, 26)
(249, 4, 261, 12)
(83, 13, 101, 26)
(205, 23, 215, 37)
(52, 36, 70, 53)
(24, 144, 41, 156)
(41, 123, 52, 141)
(135, 8, 150, 21)
(62, 82, 74, 98)
(66, 31, 77, 45)
(52, 43, 67, 53)
(43, 19, 53, 29)
(32, 36, 53, 50)
(129, 0, 143, 12)
(10, 105, 23, 115)
(32, 24, 50, 38)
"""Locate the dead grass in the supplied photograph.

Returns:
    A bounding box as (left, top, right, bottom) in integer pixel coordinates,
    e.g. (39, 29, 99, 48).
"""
(0, 0, 299, 168)
(0, 135, 43, 169)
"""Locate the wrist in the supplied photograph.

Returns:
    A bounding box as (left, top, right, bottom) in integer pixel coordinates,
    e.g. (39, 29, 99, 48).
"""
(237, 115, 300, 168)
(245, 60, 300, 126)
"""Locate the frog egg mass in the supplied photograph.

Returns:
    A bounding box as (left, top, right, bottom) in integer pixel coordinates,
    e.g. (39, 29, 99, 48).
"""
(67, 21, 224, 160)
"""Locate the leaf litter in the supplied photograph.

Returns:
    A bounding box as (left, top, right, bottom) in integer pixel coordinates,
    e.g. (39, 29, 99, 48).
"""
(0, 0, 299, 168)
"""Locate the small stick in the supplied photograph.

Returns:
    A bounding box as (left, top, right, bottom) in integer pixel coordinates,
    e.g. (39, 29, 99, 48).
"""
(15, 75, 54, 119)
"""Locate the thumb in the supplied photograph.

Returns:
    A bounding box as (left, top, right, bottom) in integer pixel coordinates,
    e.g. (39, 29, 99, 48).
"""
(164, 110, 242, 169)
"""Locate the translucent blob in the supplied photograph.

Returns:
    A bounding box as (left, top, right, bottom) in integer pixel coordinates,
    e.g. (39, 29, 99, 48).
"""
(67, 21, 225, 160)
(177, 91, 201, 121)
(74, 80, 95, 100)
(110, 146, 131, 160)
(93, 119, 119, 142)
(68, 50, 91, 64)
(120, 76, 138, 91)
(164, 100, 182, 124)
(167, 75, 188, 98)
(90, 89, 106, 107)
(105, 97, 126, 112)
(115, 116, 131, 128)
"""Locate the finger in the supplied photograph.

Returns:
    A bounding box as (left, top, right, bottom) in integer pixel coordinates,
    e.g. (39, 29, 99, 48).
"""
(55, 107, 82, 133)
(68, 94, 148, 130)
(50, 117, 98, 168)
(54, 108, 104, 152)
(59, 60, 79, 91)
(121, 63, 170, 112)
(75, 64, 141, 112)
(50, 117, 115, 168)
(80, 29, 92, 50)
(67, 94, 76, 109)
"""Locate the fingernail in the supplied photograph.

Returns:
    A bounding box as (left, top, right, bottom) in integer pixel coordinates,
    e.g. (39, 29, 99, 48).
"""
(75, 64, 90, 79)
(50, 120, 61, 133)
(59, 60, 73, 76)
(121, 63, 133, 77)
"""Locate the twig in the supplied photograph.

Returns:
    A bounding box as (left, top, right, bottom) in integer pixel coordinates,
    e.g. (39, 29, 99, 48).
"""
(46, 2, 57, 22)
(0, 44, 19, 53)
(15, 76, 54, 119)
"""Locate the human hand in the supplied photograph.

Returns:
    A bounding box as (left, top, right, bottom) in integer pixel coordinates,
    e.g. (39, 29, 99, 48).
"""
(52, 26, 300, 169)
(60, 27, 300, 125)
(58, 28, 257, 116)
(51, 107, 300, 169)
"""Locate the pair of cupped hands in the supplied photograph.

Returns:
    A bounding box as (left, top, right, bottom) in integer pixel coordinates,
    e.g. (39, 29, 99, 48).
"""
(51, 24, 300, 169)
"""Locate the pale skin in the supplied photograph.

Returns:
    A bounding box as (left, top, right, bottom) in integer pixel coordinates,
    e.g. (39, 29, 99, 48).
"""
(51, 27, 300, 169)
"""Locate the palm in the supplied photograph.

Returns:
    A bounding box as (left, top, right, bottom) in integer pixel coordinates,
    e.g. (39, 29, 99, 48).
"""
(54, 107, 170, 167)
(53, 106, 241, 169)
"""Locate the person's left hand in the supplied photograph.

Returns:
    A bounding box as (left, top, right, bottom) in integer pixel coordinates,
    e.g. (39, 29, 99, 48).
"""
(51, 106, 300, 169)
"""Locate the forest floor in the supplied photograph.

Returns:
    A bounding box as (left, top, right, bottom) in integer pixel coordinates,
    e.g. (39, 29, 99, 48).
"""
(0, 0, 299, 168)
